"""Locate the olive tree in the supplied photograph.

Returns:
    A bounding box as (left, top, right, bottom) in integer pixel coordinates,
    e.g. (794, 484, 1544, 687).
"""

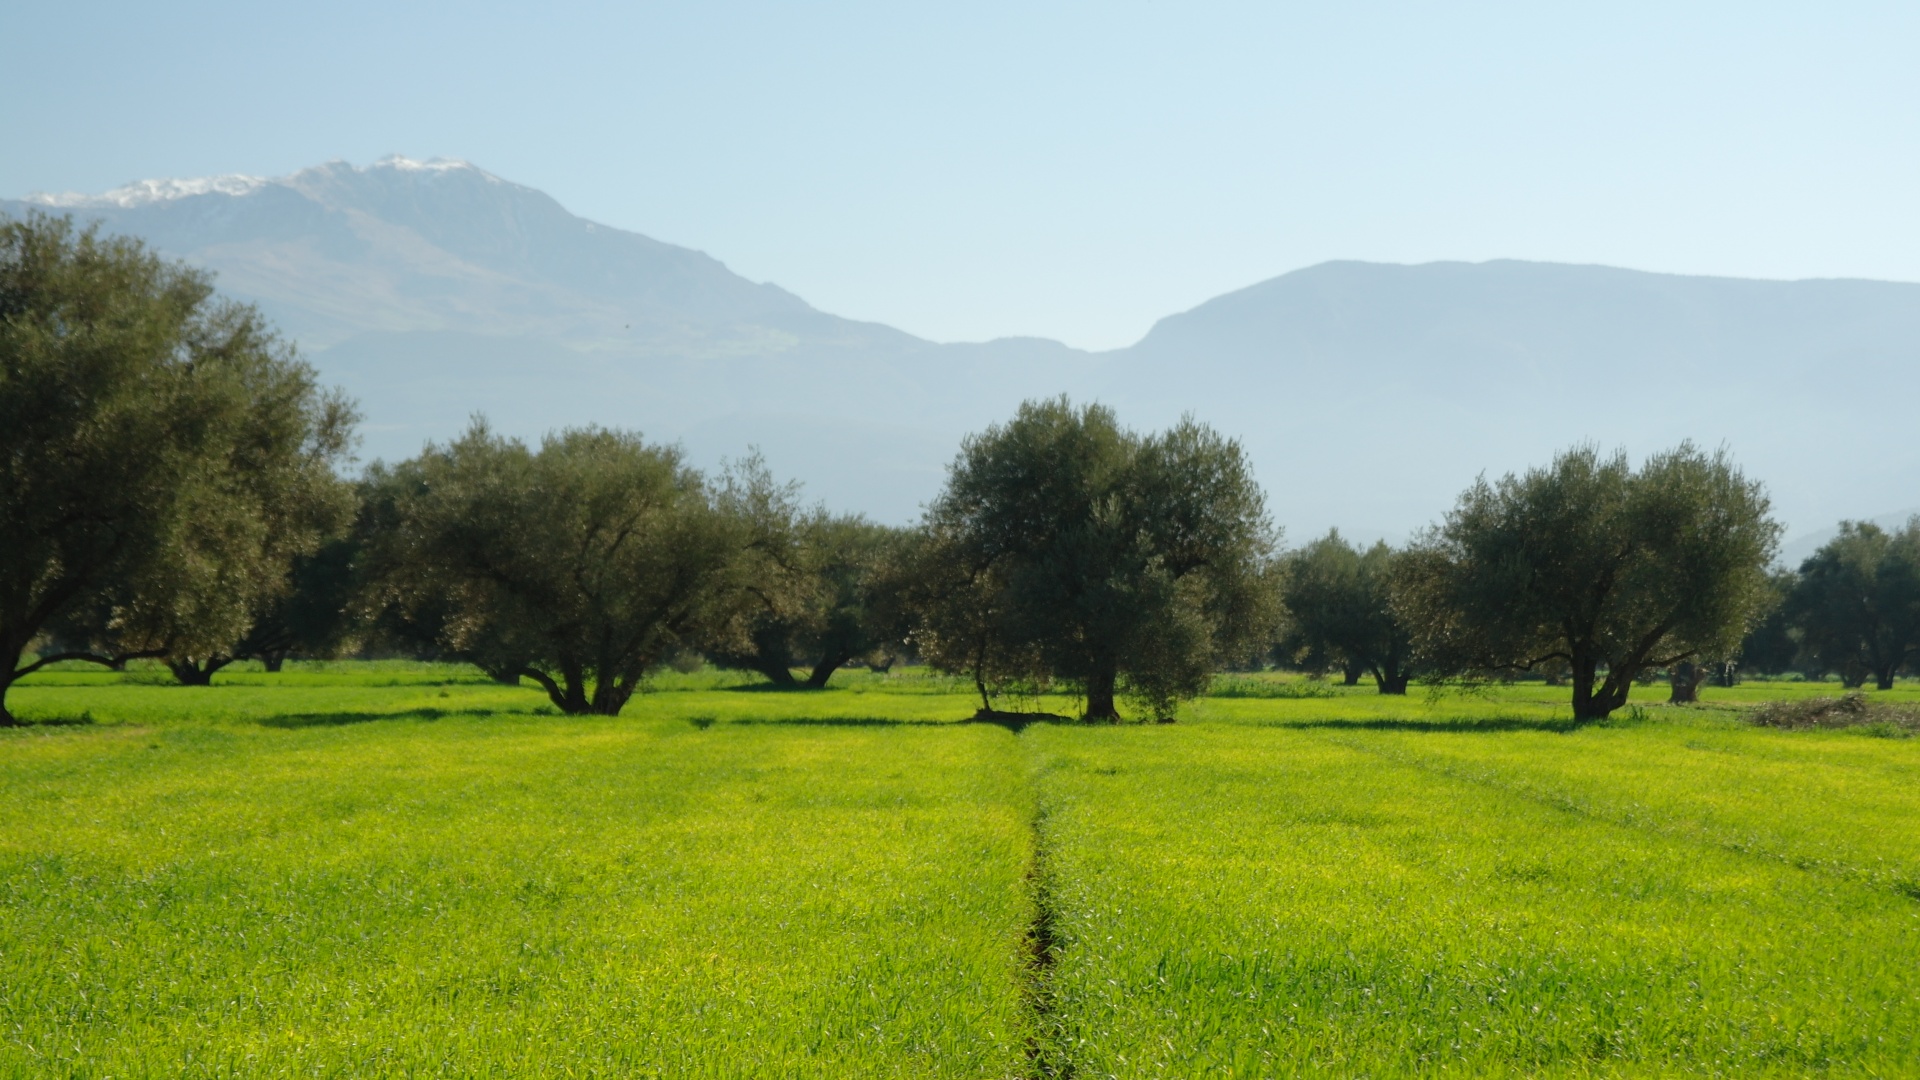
(230, 539, 362, 672)
(368, 423, 786, 715)
(1279, 531, 1416, 693)
(918, 398, 1279, 721)
(0, 213, 355, 721)
(1789, 519, 1920, 690)
(1394, 443, 1779, 721)
(712, 515, 905, 688)
(878, 522, 1048, 713)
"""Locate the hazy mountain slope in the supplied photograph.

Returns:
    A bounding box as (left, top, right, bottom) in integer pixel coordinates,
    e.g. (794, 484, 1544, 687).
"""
(1096, 260, 1920, 542)
(4, 158, 1097, 519)
(8, 162, 1915, 538)
(1778, 508, 1920, 570)
(10, 157, 880, 350)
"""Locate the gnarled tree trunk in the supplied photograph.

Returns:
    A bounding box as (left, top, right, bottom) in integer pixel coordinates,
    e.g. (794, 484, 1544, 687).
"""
(1668, 660, 1707, 703)
(1570, 654, 1633, 721)
(1084, 667, 1121, 722)
(167, 656, 234, 686)
(804, 651, 854, 689)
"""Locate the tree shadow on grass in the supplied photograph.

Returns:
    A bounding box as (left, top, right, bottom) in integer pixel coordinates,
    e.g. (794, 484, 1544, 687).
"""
(259, 706, 530, 729)
(13, 712, 96, 728)
(966, 710, 1079, 733)
(1267, 715, 1582, 734)
(719, 716, 955, 728)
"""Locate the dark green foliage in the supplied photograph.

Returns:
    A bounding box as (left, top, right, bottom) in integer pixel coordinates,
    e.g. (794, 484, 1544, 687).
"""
(1394, 443, 1780, 721)
(1278, 530, 1416, 693)
(1789, 519, 1920, 690)
(0, 213, 354, 720)
(235, 538, 362, 671)
(363, 422, 785, 715)
(914, 398, 1279, 721)
(1736, 569, 1802, 677)
(710, 515, 906, 688)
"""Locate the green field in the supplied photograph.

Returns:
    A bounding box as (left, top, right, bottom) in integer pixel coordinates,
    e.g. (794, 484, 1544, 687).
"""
(3, 666, 1918, 1077)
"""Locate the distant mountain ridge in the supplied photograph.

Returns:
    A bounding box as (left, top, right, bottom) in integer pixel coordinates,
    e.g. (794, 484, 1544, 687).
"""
(19, 156, 855, 349)
(8, 159, 1917, 542)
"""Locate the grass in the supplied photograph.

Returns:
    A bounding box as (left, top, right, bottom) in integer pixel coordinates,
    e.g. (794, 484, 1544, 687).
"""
(1026, 721, 1920, 1077)
(2, 664, 1918, 1076)
(0, 677, 1035, 1077)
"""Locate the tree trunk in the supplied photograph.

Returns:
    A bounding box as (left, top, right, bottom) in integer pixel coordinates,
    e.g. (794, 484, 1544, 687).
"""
(1341, 664, 1363, 686)
(1876, 664, 1898, 691)
(1668, 661, 1705, 703)
(1084, 667, 1121, 722)
(757, 660, 799, 687)
(475, 661, 527, 686)
(1569, 655, 1628, 721)
(972, 636, 993, 712)
(555, 663, 592, 713)
(1377, 669, 1410, 695)
(167, 657, 232, 687)
(261, 653, 286, 673)
(0, 637, 22, 726)
(804, 652, 852, 689)
(590, 679, 635, 716)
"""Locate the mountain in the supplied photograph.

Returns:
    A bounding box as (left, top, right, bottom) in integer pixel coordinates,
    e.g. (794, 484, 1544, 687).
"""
(1777, 508, 1920, 570)
(9, 159, 1918, 542)
(7, 158, 1095, 519)
(1093, 259, 1920, 543)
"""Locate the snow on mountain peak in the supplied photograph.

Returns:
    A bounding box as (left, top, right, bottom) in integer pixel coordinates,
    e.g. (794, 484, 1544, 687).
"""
(372, 155, 482, 175)
(18, 156, 498, 209)
(26, 173, 269, 209)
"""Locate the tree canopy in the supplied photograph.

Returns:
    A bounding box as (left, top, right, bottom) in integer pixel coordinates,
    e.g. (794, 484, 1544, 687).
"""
(711, 514, 905, 688)
(914, 398, 1278, 721)
(0, 213, 355, 722)
(1394, 443, 1779, 720)
(1279, 531, 1416, 693)
(1789, 519, 1920, 690)
(364, 422, 789, 715)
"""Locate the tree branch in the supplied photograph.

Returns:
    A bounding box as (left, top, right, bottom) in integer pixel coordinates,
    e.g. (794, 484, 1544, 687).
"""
(13, 648, 164, 679)
(516, 666, 567, 711)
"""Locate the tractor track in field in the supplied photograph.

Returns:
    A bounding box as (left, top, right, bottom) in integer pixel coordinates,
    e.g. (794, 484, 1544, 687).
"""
(1020, 798, 1072, 1079)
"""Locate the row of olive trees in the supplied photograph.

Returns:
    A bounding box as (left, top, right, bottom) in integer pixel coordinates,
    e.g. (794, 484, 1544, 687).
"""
(0, 216, 920, 723)
(1277, 445, 1784, 721)
(881, 403, 1791, 725)
(1284, 487, 1918, 707)
(3, 214, 1814, 726)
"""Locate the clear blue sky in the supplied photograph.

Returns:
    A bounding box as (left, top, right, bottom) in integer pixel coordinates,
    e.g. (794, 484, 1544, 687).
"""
(6, 1, 1916, 349)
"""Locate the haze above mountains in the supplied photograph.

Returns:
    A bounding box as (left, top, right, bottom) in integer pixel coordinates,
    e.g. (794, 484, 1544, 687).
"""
(10, 156, 1917, 550)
